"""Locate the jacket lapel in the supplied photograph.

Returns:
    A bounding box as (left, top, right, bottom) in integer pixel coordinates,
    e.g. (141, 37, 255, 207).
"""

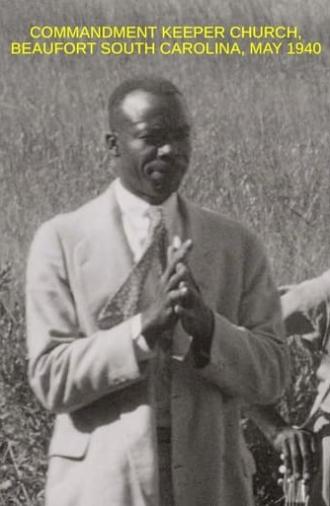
(75, 184, 134, 327)
(178, 197, 216, 307)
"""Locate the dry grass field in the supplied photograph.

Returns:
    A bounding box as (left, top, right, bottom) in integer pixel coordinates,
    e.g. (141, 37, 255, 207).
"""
(0, 0, 329, 503)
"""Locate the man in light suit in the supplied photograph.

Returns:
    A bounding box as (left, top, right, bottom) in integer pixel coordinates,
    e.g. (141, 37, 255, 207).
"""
(26, 77, 289, 506)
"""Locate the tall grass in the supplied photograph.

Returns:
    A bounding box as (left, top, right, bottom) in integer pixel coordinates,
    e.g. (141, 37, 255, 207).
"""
(0, 0, 329, 503)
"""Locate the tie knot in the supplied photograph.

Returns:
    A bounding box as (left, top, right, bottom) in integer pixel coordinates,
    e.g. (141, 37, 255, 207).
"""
(149, 205, 163, 221)
(148, 206, 165, 234)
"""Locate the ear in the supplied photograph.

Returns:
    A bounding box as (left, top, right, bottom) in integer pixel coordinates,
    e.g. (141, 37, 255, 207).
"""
(105, 132, 120, 156)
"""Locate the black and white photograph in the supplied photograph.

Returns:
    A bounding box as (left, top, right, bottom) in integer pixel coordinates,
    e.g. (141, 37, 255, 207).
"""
(1, 0, 329, 504)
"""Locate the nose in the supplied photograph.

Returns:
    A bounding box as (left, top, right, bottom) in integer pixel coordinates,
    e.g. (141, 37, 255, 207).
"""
(157, 143, 173, 157)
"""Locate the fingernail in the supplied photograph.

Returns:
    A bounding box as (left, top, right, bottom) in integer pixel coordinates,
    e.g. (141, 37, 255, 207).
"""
(173, 236, 181, 249)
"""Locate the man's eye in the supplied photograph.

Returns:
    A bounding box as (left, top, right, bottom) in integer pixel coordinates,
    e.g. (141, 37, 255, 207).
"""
(139, 128, 189, 145)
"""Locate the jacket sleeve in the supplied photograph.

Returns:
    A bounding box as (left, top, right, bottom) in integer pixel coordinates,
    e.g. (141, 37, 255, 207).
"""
(26, 220, 146, 414)
(281, 269, 330, 318)
(197, 234, 290, 405)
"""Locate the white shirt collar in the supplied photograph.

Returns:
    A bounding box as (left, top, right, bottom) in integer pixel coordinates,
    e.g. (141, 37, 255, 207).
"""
(114, 178, 178, 226)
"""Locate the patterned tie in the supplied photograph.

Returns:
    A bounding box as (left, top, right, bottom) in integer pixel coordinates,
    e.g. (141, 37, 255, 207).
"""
(97, 207, 168, 330)
(149, 207, 172, 351)
(150, 208, 172, 428)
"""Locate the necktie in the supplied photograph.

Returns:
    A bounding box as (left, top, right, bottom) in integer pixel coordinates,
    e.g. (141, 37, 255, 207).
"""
(148, 207, 172, 351)
(97, 207, 168, 330)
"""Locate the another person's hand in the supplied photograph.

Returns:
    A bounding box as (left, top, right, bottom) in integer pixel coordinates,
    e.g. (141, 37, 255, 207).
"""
(280, 275, 329, 320)
(274, 426, 316, 482)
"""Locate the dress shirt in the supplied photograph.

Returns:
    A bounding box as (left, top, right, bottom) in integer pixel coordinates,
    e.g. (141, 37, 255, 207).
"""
(114, 178, 178, 262)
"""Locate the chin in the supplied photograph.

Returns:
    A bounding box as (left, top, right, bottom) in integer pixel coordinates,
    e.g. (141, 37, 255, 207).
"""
(148, 188, 173, 204)
(145, 183, 174, 202)
(148, 194, 170, 205)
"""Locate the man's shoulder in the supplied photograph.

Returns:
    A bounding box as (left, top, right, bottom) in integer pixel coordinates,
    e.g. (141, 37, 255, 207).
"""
(32, 188, 111, 246)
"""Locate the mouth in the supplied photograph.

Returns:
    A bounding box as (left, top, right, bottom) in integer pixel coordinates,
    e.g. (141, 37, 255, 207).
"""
(146, 161, 171, 175)
(149, 169, 168, 182)
(145, 162, 173, 185)
(143, 158, 188, 195)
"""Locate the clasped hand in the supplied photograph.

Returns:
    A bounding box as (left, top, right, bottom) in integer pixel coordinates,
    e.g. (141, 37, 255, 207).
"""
(141, 237, 214, 350)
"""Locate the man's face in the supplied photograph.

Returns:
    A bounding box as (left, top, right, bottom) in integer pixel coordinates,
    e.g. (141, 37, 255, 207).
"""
(111, 89, 191, 205)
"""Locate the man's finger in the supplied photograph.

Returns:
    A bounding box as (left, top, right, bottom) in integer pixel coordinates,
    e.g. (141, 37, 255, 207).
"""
(310, 432, 316, 454)
(168, 239, 201, 295)
(167, 235, 183, 261)
(282, 439, 293, 476)
(288, 433, 303, 479)
(173, 304, 196, 319)
(163, 239, 192, 281)
(175, 260, 201, 296)
(297, 431, 313, 481)
(166, 266, 189, 291)
(168, 285, 190, 306)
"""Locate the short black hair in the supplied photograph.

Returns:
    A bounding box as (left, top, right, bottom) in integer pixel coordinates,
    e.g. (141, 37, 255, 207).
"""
(108, 77, 182, 130)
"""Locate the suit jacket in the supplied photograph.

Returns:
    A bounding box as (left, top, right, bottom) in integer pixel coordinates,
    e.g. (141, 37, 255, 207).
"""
(26, 183, 289, 506)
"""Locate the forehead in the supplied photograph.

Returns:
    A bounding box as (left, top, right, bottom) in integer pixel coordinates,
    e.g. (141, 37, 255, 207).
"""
(118, 89, 190, 129)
